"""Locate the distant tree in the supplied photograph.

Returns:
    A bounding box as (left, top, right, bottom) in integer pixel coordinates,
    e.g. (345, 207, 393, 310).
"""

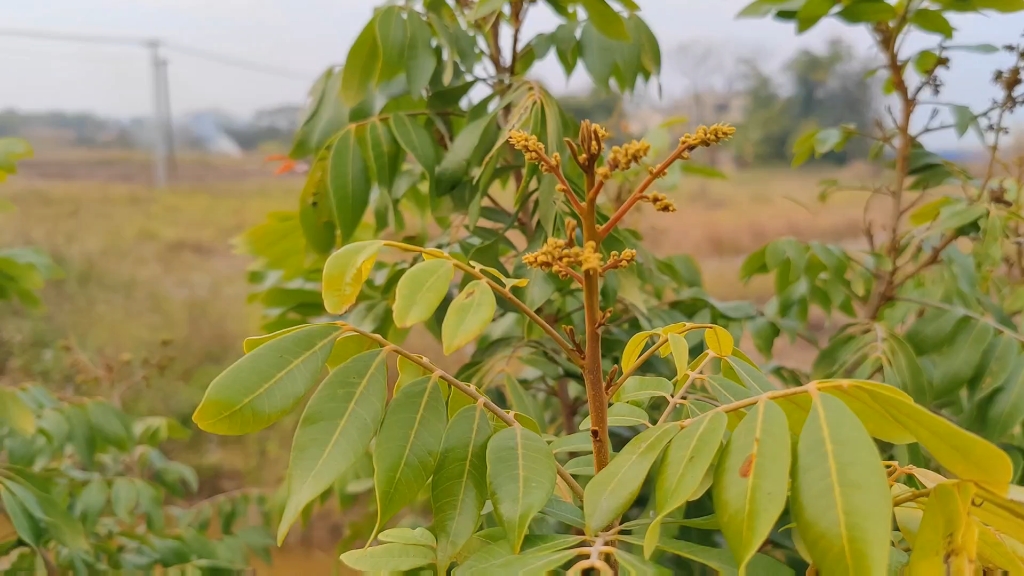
(737, 38, 877, 165)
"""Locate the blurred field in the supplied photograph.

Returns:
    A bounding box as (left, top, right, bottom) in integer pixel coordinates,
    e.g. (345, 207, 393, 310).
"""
(0, 148, 872, 572)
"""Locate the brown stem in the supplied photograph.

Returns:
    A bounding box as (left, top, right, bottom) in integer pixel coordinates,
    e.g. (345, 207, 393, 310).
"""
(582, 170, 611, 474)
(337, 322, 586, 500)
(598, 142, 695, 240)
(865, 27, 915, 320)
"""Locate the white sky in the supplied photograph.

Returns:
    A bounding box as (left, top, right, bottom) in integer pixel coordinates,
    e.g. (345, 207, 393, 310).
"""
(2, 0, 1024, 147)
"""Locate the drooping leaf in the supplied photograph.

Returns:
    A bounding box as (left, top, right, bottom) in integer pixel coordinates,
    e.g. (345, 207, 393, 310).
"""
(394, 259, 454, 328)
(911, 8, 954, 37)
(723, 357, 775, 394)
(441, 279, 496, 355)
(580, 0, 631, 41)
(705, 326, 734, 356)
(390, 113, 439, 176)
(713, 399, 791, 572)
(486, 426, 558, 553)
(907, 481, 972, 572)
(405, 15, 436, 95)
(792, 393, 890, 575)
(362, 119, 402, 195)
(327, 128, 372, 242)
(584, 423, 679, 535)
(373, 376, 447, 531)
(375, 6, 408, 84)
(340, 543, 435, 572)
(278, 349, 388, 544)
(502, 374, 545, 432)
(648, 412, 727, 558)
(433, 403, 493, 568)
(668, 333, 690, 380)
(341, 16, 382, 106)
(322, 240, 383, 315)
(192, 325, 342, 435)
(621, 331, 654, 372)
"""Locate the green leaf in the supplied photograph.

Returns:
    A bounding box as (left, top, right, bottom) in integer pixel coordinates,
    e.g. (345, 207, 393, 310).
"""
(405, 15, 436, 95)
(486, 426, 557, 553)
(797, 0, 835, 32)
(279, 349, 388, 544)
(375, 7, 408, 84)
(394, 259, 454, 328)
(792, 393, 890, 574)
(723, 357, 775, 394)
(856, 381, 1013, 489)
(322, 240, 383, 315)
(86, 400, 132, 451)
(705, 326, 734, 356)
(0, 389, 35, 436)
(192, 325, 342, 435)
(390, 114, 438, 176)
(911, 8, 954, 37)
(585, 424, 678, 535)
(581, 0, 631, 40)
(983, 358, 1024, 440)
(906, 481, 969, 572)
(477, 548, 579, 573)
(373, 376, 447, 531)
(441, 279, 496, 355)
(0, 487, 40, 547)
(435, 115, 493, 196)
(713, 399, 791, 572)
(341, 16, 382, 106)
(837, 1, 896, 22)
(326, 333, 378, 370)
(550, 431, 593, 454)
(616, 376, 672, 402)
(72, 478, 108, 526)
(328, 129, 372, 242)
(432, 403, 493, 568)
(469, 0, 505, 19)
(617, 548, 672, 575)
(579, 22, 616, 86)
(648, 412, 728, 558)
(378, 527, 436, 547)
(111, 477, 138, 520)
(540, 496, 586, 528)
(340, 543, 435, 571)
(362, 119, 402, 195)
(680, 163, 727, 179)
(951, 105, 980, 138)
(579, 402, 650, 429)
(502, 374, 545, 431)
(620, 535, 795, 575)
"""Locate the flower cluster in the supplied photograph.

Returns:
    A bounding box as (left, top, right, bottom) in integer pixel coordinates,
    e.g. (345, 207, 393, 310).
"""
(607, 140, 651, 172)
(680, 123, 736, 149)
(508, 130, 561, 173)
(522, 238, 633, 278)
(645, 191, 677, 213)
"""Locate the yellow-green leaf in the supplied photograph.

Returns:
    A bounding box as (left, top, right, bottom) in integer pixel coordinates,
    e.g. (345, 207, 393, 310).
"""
(723, 357, 775, 394)
(907, 481, 973, 573)
(712, 399, 791, 573)
(395, 354, 432, 396)
(616, 376, 672, 403)
(193, 324, 342, 435)
(792, 393, 890, 575)
(242, 324, 311, 353)
(378, 527, 436, 547)
(622, 331, 653, 372)
(0, 389, 36, 437)
(584, 423, 679, 535)
(390, 113, 438, 174)
(326, 333, 378, 370)
(647, 412, 727, 558)
(579, 402, 650, 429)
(433, 403, 492, 568)
(278, 349, 388, 544)
(340, 543, 435, 572)
(705, 326, 734, 356)
(394, 259, 455, 328)
(322, 240, 383, 315)
(441, 279, 496, 355)
(486, 426, 557, 553)
(373, 376, 447, 533)
(872, 387, 1013, 490)
(668, 333, 689, 380)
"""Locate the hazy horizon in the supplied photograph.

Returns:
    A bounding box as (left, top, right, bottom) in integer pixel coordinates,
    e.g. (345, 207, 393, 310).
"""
(4, 1, 1024, 148)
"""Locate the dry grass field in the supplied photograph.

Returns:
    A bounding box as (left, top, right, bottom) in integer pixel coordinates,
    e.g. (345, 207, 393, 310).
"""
(0, 147, 875, 572)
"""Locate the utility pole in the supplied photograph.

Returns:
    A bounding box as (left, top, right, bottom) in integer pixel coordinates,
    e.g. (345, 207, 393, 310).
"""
(148, 40, 169, 189)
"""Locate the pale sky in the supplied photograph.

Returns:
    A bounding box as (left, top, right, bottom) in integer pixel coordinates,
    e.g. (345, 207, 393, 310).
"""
(2, 0, 1024, 146)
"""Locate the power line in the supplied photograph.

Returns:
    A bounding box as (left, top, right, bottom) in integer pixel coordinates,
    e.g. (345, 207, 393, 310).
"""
(0, 28, 316, 80)
(162, 43, 313, 81)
